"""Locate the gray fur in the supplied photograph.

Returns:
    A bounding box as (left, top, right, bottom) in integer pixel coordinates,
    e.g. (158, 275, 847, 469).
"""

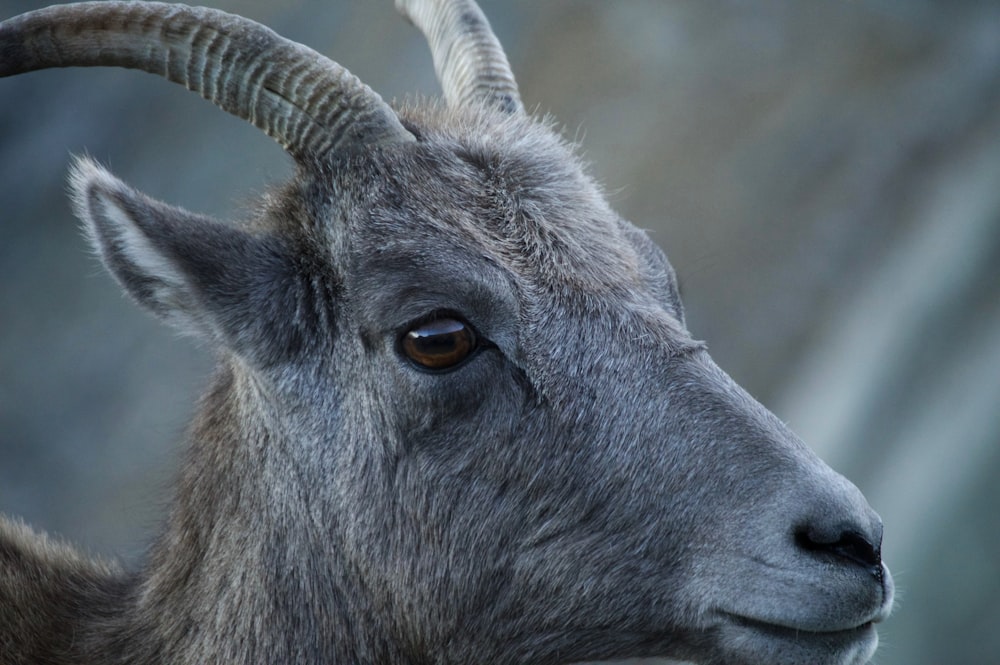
(0, 2, 892, 664)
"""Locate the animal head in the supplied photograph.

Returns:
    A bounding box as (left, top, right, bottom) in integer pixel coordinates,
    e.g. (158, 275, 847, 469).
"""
(1, 1, 893, 664)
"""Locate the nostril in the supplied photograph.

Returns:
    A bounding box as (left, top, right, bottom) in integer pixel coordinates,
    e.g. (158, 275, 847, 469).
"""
(796, 527, 883, 579)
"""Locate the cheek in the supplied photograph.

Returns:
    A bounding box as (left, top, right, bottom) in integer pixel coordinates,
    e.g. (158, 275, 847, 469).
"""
(329, 350, 530, 619)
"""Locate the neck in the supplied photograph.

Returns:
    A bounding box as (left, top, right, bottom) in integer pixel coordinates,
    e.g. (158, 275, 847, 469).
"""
(129, 363, 413, 664)
(0, 363, 413, 665)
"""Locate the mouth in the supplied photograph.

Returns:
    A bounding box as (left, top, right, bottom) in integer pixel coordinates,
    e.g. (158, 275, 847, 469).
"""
(708, 557, 894, 664)
(713, 612, 883, 665)
(729, 612, 876, 641)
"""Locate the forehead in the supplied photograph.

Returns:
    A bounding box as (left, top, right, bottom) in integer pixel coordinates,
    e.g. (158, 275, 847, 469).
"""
(325, 108, 696, 380)
(345, 108, 645, 298)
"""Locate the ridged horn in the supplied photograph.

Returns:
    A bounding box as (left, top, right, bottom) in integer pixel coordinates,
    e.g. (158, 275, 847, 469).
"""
(396, 0, 523, 114)
(0, 2, 414, 161)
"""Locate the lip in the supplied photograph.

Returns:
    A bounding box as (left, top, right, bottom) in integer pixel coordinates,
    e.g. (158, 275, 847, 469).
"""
(726, 612, 878, 641)
(714, 611, 882, 665)
(719, 560, 895, 639)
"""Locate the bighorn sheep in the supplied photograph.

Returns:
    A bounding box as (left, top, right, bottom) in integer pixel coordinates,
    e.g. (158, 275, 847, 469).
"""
(0, 1, 894, 664)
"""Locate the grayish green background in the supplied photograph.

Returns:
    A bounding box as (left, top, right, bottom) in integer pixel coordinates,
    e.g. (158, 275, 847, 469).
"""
(2, 1, 998, 663)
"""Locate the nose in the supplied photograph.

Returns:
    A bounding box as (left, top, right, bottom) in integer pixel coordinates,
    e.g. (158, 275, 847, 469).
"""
(795, 521, 884, 581)
(791, 467, 888, 584)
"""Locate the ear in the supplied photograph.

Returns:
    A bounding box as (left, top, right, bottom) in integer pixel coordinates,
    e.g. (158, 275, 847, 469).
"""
(69, 156, 302, 363)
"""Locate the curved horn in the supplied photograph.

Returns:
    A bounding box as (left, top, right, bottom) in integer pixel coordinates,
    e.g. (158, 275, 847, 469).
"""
(396, 0, 523, 114)
(0, 2, 414, 161)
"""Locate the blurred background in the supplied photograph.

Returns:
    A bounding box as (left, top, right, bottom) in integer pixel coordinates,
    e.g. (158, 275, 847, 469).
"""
(1, 1, 998, 663)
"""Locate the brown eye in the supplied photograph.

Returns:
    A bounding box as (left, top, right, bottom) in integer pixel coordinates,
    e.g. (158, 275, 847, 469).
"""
(401, 316, 477, 370)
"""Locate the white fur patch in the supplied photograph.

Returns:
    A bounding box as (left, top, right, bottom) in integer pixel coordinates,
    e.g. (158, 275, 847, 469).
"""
(66, 155, 199, 335)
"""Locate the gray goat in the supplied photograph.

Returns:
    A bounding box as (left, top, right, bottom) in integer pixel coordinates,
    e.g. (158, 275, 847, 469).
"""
(0, 1, 893, 664)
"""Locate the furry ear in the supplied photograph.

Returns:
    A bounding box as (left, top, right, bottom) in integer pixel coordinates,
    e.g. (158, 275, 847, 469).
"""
(69, 156, 301, 362)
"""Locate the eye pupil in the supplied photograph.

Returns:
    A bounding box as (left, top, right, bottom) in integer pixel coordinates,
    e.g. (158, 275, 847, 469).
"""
(402, 317, 476, 370)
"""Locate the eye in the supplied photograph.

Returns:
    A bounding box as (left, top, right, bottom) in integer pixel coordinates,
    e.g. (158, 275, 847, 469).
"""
(400, 315, 477, 371)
